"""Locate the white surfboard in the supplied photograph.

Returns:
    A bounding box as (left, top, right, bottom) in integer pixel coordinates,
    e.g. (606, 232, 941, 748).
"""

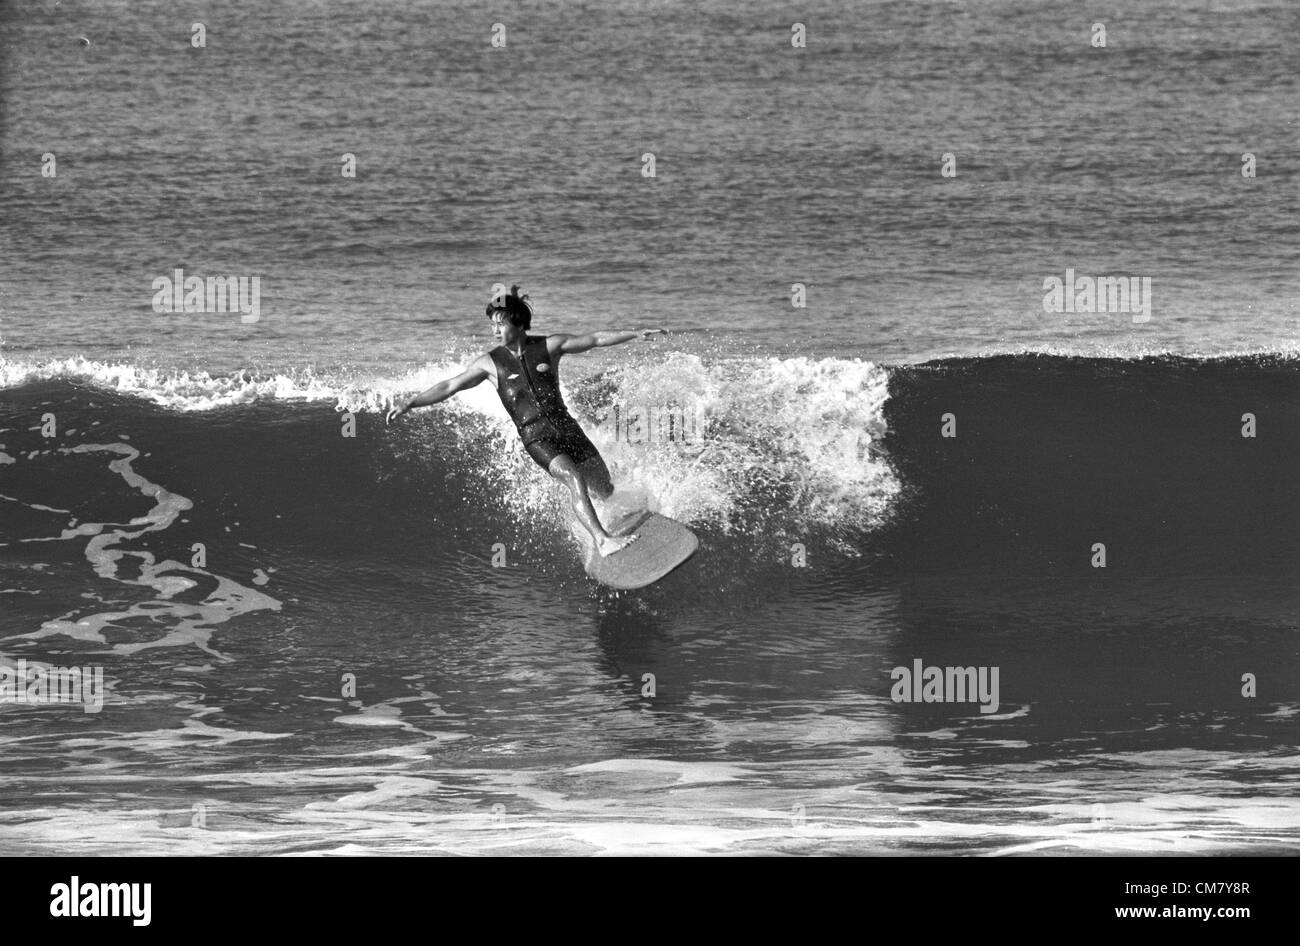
(577, 510, 699, 590)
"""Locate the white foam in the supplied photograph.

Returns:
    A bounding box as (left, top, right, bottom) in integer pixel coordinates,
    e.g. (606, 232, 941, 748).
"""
(1, 351, 901, 535)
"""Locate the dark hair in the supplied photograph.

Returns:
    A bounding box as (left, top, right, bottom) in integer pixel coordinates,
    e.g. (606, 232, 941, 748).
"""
(485, 284, 533, 330)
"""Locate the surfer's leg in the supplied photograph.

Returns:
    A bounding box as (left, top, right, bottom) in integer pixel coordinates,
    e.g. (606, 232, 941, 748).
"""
(577, 451, 614, 500)
(563, 427, 614, 499)
(548, 455, 635, 557)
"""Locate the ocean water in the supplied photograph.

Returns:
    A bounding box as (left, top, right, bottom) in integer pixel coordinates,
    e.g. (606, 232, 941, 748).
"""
(1, 0, 1298, 855)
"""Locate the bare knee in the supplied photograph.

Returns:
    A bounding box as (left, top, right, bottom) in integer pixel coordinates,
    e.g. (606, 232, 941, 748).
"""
(548, 458, 584, 493)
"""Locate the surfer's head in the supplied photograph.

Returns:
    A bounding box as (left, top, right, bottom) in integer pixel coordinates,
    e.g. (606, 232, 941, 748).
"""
(485, 283, 533, 333)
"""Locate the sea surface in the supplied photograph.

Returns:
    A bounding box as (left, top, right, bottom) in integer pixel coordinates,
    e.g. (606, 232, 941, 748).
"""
(1, 0, 1297, 855)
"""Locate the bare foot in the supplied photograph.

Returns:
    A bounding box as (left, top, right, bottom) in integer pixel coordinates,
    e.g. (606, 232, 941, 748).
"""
(596, 533, 638, 557)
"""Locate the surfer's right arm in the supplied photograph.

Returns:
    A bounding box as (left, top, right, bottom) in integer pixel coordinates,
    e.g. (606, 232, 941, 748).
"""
(386, 359, 491, 424)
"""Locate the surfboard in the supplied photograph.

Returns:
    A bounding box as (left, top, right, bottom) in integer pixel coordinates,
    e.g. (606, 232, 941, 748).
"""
(581, 510, 698, 590)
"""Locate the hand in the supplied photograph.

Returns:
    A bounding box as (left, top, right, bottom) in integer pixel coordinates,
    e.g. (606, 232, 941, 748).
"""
(640, 328, 666, 340)
(385, 405, 406, 425)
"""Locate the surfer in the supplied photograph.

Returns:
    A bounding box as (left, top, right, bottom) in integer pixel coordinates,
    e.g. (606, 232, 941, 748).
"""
(386, 285, 665, 557)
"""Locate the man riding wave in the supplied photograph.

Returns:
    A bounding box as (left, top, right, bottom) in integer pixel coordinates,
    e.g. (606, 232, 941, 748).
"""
(386, 284, 664, 556)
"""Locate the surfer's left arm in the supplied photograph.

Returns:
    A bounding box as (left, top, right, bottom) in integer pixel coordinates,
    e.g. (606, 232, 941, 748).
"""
(553, 328, 665, 354)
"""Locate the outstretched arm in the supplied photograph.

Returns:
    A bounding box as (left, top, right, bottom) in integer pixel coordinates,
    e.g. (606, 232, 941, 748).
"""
(553, 328, 666, 355)
(386, 360, 490, 424)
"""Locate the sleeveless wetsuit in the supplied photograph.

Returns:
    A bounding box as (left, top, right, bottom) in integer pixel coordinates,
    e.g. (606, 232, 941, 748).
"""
(489, 336, 600, 470)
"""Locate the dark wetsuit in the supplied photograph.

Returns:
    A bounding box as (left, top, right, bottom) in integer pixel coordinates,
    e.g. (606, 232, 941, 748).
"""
(490, 336, 600, 471)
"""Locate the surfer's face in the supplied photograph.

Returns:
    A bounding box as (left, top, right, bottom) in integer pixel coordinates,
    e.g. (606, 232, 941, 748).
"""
(490, 312, 522, 345)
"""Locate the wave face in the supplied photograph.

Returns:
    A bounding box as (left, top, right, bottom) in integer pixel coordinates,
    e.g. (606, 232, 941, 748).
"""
(1, 352, 1296, 587)
(2, 352, 1297, 856)
(0, 351, 900, 556)
(882, 353, 1300, 579)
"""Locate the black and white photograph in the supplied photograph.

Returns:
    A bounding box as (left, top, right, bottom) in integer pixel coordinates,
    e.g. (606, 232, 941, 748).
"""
(1, 0, 1296, 887)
